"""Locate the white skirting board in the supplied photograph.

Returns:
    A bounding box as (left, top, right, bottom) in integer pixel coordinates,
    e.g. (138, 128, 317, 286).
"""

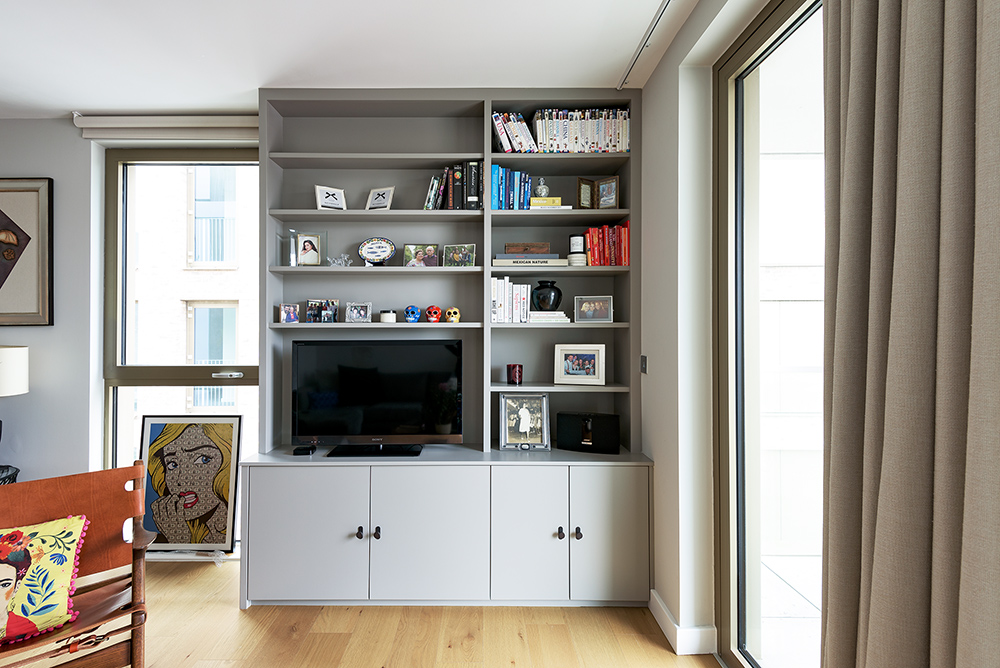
(648, 589, 718, 655)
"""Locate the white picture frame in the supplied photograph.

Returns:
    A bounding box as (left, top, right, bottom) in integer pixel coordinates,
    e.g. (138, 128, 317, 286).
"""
(553, 343, 606, 385)
(315, 185, 346, 210)
(365, 186, 395, 210)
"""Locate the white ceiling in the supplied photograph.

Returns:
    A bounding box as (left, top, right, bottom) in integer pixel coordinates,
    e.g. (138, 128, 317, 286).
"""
(2, 0, 685, 119)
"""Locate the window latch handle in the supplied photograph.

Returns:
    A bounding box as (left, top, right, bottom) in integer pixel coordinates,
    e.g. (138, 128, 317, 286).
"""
(211, 372, 243, 379)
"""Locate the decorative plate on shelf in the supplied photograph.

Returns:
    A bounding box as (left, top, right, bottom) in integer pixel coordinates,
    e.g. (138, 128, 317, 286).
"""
(358, 237, 395, 265)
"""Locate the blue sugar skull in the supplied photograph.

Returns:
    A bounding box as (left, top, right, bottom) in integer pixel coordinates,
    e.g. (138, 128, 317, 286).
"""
(404, 305, 421, 323)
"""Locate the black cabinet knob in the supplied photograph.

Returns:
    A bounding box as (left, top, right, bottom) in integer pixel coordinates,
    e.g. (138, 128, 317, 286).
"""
(575, 527, 583, 540)
(557, 526, 565, 540)
(356, 526, 364, 539)
(374, 526, 381, 540)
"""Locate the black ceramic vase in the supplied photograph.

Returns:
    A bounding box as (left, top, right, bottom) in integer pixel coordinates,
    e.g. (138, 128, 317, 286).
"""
(531, 280, 563, 311)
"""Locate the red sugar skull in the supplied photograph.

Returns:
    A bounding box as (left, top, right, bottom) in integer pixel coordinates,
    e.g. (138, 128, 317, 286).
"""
(425, 305, 442, 323)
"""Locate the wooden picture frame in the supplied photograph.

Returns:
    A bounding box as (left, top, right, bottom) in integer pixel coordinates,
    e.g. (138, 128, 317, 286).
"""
(554, 343, 606, 385)
(0, 178, 53, 325)
(140, 415, 242, 552)
(499, 392, 551, 450)
(596, 176, 619, 209)
(577, 177, 595, 209)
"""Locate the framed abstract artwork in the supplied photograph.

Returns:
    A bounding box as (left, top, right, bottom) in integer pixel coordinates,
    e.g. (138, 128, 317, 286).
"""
(0, 178, 53, 325)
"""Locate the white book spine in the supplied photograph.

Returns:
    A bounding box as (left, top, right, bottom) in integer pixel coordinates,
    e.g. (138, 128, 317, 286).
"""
(491, 112, 512, 153)
(521, 284, 528, 322)
(503, 276, 511, 323)
(490, 277, 497, 323)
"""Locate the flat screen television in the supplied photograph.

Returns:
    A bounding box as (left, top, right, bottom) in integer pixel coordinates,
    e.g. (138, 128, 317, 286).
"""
(291, 340, 462, 454)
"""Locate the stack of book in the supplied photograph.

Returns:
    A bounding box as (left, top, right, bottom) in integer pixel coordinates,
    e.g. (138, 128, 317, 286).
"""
(529, 196, 571, 210)
(423, 161, 483, 210)
(528, 310, 570, 324)
(490, 165, 532, 210)
(491, 112, 539, 153)
(584, 220, 630, 266)
(531, 108, 631, 153)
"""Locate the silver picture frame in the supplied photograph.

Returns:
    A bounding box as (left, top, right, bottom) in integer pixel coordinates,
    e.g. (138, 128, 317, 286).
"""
(499, 392, 550, 451)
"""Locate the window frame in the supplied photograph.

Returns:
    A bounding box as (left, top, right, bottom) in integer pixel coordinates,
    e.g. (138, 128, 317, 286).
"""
(103, 149, 259, 467)
(712, 0, 822, 666)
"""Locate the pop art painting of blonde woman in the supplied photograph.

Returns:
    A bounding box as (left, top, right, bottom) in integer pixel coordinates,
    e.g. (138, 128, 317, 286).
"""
(141, 416, 242, 551)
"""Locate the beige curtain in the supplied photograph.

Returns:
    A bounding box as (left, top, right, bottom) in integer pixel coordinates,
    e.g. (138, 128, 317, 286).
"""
(822, 0, 999, 666)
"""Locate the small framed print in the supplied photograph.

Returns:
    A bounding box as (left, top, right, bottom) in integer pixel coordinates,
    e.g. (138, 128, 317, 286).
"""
(304, 299, 324, 323)
(574, 296, 613, 323)
(443, 244, 476, 267)
(346, 301, 372, 323)
(577, 178, 595, 209)
(321, 299, 339, 323)
(279, 303, 299, 323)
(403, 244, 439, 267)
(294, 233, 321, 265)
(499, 392, 550, 451)
(554, 343, 606, 385)
(366, 186, 395, 210)
(596, 176, 619, 209)
(315, 185, 346, 210)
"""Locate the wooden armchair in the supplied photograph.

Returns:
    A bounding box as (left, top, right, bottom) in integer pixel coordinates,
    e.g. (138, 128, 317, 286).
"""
(0, 461, 155, 668)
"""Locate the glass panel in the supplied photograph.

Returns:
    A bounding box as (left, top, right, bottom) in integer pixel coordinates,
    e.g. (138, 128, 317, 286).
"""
(113, 386, 259, 466)
(738, 5, 823, 668)
(121, 163, 258, 366)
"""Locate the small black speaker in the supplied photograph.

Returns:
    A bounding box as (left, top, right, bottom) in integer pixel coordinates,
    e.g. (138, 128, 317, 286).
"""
(556, 412, 620, 454)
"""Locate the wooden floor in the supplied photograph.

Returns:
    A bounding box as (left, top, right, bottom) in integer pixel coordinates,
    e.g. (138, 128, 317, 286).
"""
(145, 561, 720, 668)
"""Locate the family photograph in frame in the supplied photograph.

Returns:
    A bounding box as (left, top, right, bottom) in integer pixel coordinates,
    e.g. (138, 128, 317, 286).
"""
(443, 243, 476, 267)
(554, 343, 606, 385)
(403, 244, 439, 266)
(346, 301, 372, 322)
(140, 415, 242, 552)
(499, 393, 550, 450)
(574, 296, 613, 323)
(279, 303, 299, 323)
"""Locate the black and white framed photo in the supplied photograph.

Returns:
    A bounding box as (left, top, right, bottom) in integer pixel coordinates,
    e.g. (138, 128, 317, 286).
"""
(315, 185, 347, 210)
(140, 415, 242, 552)
(554, 343, 606, 385)
(443, 243, 476, 267)
(346, 301, 372, 323)
(576, 177, 595, 209)
(574, 296, 613, 323)
(499, 393, 550, 451)
(365, 186, 395, 210)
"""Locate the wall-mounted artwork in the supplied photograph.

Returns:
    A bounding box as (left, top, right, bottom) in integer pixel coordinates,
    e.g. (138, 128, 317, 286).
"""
(140, 416, 242, 552)
(0, 179, 52, 325)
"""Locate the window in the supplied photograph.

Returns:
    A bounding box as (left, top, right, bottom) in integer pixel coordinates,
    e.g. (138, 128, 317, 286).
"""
(105, 150, 259, 467)
(714, 1, 823, 667)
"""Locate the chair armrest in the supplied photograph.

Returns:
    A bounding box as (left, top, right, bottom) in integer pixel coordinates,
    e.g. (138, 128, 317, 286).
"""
(133, 526, 158, 550)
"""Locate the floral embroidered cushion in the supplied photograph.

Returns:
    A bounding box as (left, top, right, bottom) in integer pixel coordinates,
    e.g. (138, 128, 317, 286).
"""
(0, 515, 88, 645)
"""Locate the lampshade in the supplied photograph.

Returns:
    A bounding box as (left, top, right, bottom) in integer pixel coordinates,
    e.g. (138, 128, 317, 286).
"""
(0, 346, 29, 397)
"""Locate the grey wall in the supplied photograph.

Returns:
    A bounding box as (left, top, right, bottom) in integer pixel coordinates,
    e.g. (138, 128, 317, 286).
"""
(0, 119, 104, 480)
(640, 0, 769, 653)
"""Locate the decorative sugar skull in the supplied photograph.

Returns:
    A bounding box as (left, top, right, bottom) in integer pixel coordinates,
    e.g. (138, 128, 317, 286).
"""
(445, 307, 461, 323)
(425, 305, 442, 323)
(403, 305, 421, 323)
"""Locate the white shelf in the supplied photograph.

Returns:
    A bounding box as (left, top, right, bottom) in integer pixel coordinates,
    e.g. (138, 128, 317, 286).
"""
(270, 321, 483, 330)
(269, 209, 483, 224)
(489, 265, 629, 276)
(269, 152, 484, 169)
(269, 266, 483, 275)
(490, 209, 630, 227)
(491, 322, 629, 329)
(490, 383, 629, 393)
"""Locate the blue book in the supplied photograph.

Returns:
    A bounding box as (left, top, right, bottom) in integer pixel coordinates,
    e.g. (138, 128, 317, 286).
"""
(491, 164, 500, 210)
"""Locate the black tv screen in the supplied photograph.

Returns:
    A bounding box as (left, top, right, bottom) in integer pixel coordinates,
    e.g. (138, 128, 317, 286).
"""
(291, 340, 462, 446)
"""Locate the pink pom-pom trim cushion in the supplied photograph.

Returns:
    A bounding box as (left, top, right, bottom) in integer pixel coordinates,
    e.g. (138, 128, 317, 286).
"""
(0, 515, 87, 645)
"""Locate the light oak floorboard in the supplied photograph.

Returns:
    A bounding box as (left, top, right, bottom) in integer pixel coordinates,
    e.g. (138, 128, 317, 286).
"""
(145, 562, 719, 668)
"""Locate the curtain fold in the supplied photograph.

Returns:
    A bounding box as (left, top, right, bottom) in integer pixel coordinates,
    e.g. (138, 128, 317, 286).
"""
(823, 0, 999, 666)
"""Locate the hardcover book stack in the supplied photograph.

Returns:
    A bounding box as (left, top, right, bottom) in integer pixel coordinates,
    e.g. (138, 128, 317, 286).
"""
(489, 277, 571, 324)
(584, 220, 630, 266)
(423, 161, 484, 210)
(490, 108, 630, 154)
(490, 165, 532, 210)
(492, 242, 567, 267)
